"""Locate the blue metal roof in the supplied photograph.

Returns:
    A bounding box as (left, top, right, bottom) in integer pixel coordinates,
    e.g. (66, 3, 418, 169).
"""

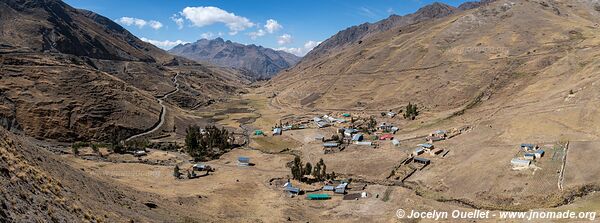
(535, 149, 545, 154)
(323, 185, 334, 190)
(418, 143, 433, 148)
(238, 157, 250, 162)
(323, 142, 339, 147)
(285, 186, 300, 193)
(521, 143, 535, 148)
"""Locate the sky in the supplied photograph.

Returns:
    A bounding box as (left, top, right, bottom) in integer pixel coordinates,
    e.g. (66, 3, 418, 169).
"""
(64, 0, 472, 56)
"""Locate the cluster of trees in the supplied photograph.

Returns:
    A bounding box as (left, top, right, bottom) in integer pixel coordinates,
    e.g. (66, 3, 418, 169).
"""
(290, 156, 335, 182)
(185, 125, 233, 161)
(70, 142, 108, 156)
(403, 102, 419, 120)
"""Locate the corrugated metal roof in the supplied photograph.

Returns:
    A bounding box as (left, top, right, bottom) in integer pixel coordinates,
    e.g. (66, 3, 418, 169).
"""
(511, 158, 530, 165)
(521, 143, 535, 148)
(414, 157, 430, 162)
(323, 142, 339, 147)
(418, 143, 433, 148)
(352, 134, 363, 141)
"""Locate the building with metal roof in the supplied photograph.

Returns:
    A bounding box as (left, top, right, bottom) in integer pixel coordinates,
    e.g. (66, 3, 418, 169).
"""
(414, 147, 424, 156)
(238, 157, 250, 166)
(322, 185, 334, 191)
(335, 183, 348, 194)
(418, 143, 434, 149)
(272, 128, 282, 135)
(534, 149, 545, 158)
(352, 133, 363, 141)
(414, 157, 431, 165)
(520, 143, 536, 151)
(284, 184, 300, 194)
(511, 158, 530, 167)
(323, 142, 339, 148)
(307, 194, 331, 200)
(524, 153, 536, 160)
(355, 141, 372, 146)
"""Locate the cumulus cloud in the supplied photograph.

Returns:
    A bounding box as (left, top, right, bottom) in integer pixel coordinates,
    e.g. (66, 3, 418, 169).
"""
(116, 17, 163, 30)
(304, 40, 320, 49)
(170, 14, 184, 29)
(264, 19, 282, 33)
(180, 6, 254, 35)
(148, 21, 163, 30)
(277, 40, 322, 56)
(248, 19, 282, 40)
(277, 34, 293, 45)
(248, 29, 266, 40)
(140, 37, 189, 49)
(200, 32, 215, 39)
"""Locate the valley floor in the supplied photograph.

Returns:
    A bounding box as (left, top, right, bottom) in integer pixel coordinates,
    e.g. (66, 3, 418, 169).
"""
(43, 85, 600, 222)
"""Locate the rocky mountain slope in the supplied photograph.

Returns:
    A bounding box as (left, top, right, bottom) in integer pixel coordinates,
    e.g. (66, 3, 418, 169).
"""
(0, 0, 248, 141)
(301, 1, 495, 63)
(0, 127, 214, 222)
(170, 38, 301, 80)
(270, 0, 600, 115)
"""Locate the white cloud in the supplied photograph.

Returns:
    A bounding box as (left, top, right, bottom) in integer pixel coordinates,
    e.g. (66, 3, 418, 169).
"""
(170, 14, 184, 29)
(148, 21, 163, 30)
(248, 29, 266, 40)
(277, 34, 293, 45)
(180, 6, 254, 35)
(264, 19, 282, 33)
(116, 17, 163, 30)
(140, 37, 189, 49)
(304, 40, 320, 49)
(277, 40, 322, 56)
(248, 19, 282, 40)
(200, 32, 215, 39)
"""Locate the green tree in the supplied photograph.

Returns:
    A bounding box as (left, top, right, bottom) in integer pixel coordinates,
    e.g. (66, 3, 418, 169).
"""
(72, 146, 79, 156)
(173, 165, 181, 179)
(291, 156, 303, 180)
(304, 162, 312, 176)
(319, 159, 327, 181)
(404, 102, 419, 120)
(367, 116, 377, 131)
(91, 143, 100, 155)
(312, 163, 321, 180)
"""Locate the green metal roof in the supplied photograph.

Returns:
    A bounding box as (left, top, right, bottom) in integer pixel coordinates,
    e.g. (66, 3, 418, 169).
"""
(342, 113, 351, 117)
(254, 130, 264, 135)
(307, 194, 331, 200)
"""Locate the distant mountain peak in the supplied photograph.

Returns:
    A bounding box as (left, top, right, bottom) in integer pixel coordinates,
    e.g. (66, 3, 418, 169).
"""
(169, 39, 300, 80)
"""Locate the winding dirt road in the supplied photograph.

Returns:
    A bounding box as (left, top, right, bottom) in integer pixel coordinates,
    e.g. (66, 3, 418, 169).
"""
(125, 73, 180, 142)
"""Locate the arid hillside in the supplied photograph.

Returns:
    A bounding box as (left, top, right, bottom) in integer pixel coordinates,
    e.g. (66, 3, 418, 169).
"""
(0, 127, 218, 222)
(270, 0, 600, 116)
(0, 0, 249, 141)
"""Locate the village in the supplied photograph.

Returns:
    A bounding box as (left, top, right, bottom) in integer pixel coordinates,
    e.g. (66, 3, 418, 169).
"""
(56, 88, 600, 221)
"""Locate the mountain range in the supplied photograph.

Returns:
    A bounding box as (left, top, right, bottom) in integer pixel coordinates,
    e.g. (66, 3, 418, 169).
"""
(0, 0, 249, 142)
(169, 38, 301, 80)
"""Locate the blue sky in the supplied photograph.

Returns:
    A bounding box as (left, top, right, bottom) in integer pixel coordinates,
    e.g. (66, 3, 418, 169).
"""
(64, 0, 471, 56)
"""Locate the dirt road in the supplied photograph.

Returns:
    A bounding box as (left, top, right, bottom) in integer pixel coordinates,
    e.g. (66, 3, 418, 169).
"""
(125, 73, 180, 142)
